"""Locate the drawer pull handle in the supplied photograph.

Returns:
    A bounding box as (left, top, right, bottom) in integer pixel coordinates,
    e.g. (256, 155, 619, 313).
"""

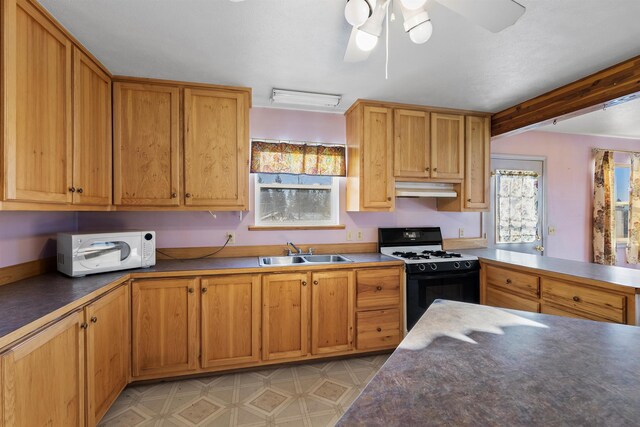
(376, 327, 382, 332)
(376, 285, 383, 291)
(506, 279, 512, 284)
(90, 316, 98, 323)
(573, 296, 580, 302)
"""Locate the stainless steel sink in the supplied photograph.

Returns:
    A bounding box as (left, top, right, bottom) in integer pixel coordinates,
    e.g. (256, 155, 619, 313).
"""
(302, 255, 353, 264)
(258, 254, 353, 266)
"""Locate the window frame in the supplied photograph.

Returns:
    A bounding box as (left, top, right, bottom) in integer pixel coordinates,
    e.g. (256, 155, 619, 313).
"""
(253, 174, 341, 228)
(615, 162, 631, 245)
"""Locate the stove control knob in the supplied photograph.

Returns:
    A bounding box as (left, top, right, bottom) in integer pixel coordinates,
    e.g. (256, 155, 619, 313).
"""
(429, 263, 438, 271)
(453, 262, 461, 269)
(464, 261, 472, 268)
(417, 264, 426, 272)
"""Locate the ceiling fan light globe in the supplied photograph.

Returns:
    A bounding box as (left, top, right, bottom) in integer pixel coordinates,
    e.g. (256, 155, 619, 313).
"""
(345, 0, 371, 27)
(400, 0, 427, 10)
(409, 20, 433, 44)
(355, 29, 378, 51)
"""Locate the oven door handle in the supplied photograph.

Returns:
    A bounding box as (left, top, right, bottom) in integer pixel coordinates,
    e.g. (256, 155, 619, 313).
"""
(407, 271, 479, 281)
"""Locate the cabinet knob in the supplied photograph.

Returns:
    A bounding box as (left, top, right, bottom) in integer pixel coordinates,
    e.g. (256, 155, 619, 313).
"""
(185, 193, 192, 198)
(433, 168, 438, 172)
(77, 187, 84, 194)
(573, 295, 580, 302)
(467, 198, 472, 202)
(376, 285, 383, 291)
(313, 280, 319, 285)
(202, 287, 208, 293)
(171, 192, 177, 198)
(425, 167, 430, 171)
(376, 327, 382, 332)
(90, 316, 98, 323)
(188, 287, 195, 293)
(506, 279, 512, 284)
(68, 186, 76, 193)
(80, 322, 88, 330)
(302, 281, 307, 286)
(387, 197, 392, 201)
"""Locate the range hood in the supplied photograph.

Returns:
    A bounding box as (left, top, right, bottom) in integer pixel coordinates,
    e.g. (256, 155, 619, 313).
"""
(395, 182, 457, 198)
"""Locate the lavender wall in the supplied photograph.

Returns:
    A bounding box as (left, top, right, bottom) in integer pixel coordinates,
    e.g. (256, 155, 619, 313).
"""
(0, 212, 77, 268)
(78, 107, 482, 249)
(492, 130, 640, 268)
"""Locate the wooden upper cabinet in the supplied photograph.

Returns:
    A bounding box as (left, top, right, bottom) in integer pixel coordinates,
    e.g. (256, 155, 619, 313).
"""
(184, 88, 249, 209)
(311, 270, 355, 355)
(200, 275, 260, 368)
(85, 283, 129, 427)
(394, 109, 430, 178)
(464, 116, 490, 210)
(262, 273, 310, 361)
(3, 0, 73, 203)
(362, 106, 394, 210)
(131, 278, 198, 377)
(113, 83, 180, 206)
(72, 47, 112, 206)
(431, 113, 464, 179)
(1, 311, 85, 427)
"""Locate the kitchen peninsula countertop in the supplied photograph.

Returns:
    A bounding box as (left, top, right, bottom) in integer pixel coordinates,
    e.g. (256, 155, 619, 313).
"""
(462, 248, 640, 291)
(337, 300, 640, 426)
(0, 253, 401, 349)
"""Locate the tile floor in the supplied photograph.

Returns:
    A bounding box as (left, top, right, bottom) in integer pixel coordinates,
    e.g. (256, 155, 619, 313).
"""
(99, 354, 390, 427)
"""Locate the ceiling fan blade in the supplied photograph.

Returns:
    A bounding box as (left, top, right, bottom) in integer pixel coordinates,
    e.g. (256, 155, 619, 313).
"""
(434, 0, 525, 33)
(344, 26, 372, 63)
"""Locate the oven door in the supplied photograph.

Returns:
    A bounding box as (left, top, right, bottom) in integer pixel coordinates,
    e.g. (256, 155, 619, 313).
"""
(406, 270, 480, 330)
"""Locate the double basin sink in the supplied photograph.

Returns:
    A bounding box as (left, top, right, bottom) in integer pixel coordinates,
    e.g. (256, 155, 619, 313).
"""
(259, 254, 353, 266)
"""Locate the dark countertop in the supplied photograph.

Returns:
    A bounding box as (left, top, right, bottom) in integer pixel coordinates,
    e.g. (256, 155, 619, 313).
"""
(0, 253, 399, 348)
(462, 248, 640, 291)
(338, 300, 640, 426)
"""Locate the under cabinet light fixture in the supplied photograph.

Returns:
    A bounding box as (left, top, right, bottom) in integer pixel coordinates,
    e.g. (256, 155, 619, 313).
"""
(271, 89, 342, 108)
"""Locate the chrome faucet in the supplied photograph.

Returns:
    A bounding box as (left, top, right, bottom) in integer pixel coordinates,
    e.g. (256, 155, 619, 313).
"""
(286, 242, 313, 256)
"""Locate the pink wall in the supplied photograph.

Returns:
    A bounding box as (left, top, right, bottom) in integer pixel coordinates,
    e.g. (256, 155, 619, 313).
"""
(492, 130, 640, 268)
(0, 212, 77, 268)
(78, 108, 482, 250)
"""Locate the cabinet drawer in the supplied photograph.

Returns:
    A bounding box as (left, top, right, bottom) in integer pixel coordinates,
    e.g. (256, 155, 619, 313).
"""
(356, 309, 401, 350)
(356, 268, 401, 309)
(486, 286, 540, 313)
(541, 304, 612, 322)
(485, 265, 539, 298)
(541, 278, 625, 323)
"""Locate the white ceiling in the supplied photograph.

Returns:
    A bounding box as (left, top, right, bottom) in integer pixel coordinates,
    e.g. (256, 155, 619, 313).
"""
(40, 0, 640, 113)
(538, 98, 640, 139)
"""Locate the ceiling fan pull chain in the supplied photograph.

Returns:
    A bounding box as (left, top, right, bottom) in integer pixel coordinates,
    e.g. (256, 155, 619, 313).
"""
(385, 0, 391, 79)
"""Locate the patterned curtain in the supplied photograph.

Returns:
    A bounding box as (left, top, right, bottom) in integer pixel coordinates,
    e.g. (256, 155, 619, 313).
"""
(593, 150, 616, 265)
(627, 153, 640, 264)
(250, 140, 346, 176)
(495, 170, 539, 244)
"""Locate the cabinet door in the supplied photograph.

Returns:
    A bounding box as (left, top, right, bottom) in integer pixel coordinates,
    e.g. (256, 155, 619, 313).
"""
(113, 82, 180, 206)
(72, 47, 112, 206)
(362, 106, 394, 210)
(262, 273, 309, 360)
(4, 0, 73, 203)
(131, 278, 198, 377)
(431, 113, 464, 179)
(394, 109, 430, 178)
(464, 116, 490, 209)
(200, 275, 260, 368)
(85, 284, 129, 426)
(2, 311, 84, 426)
(184, 88, 249, 208)
(311, 271, 354, 355)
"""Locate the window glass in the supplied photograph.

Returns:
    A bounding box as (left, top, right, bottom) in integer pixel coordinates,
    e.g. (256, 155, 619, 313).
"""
(495, 171, 539, 244)
(615, 164, 631, 240)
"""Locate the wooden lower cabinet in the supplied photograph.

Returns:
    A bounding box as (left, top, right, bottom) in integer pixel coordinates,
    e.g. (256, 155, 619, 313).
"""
(356, 309, 401, 350)
(486, 286, 540, 313)
(85, 284, 129, 426)
(131, 278, 199, 377)
(262, 273, 310, 360)
(311, 271, 355, 355)
(200, 275, 260, 368)
(1, 311, 85, 426)
(356, 268, 401, 309)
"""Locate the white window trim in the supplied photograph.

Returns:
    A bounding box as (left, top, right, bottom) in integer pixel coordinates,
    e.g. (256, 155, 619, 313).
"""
(254, 175, 340, 227)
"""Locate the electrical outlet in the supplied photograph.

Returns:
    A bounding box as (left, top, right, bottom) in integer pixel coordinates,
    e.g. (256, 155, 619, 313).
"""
(548, 226, 556, 236)
(356, 230, 364, 241)
(346, 230, 353, 241)
(226, 232, 236, 244)
(458, 228, 465, 238)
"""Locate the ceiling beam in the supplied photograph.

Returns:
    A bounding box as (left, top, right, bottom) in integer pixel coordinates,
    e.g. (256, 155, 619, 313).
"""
(491, 55, 640, 137)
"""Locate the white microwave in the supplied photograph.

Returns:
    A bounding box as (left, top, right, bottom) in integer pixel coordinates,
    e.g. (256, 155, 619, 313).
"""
(57, 231, 156, 277)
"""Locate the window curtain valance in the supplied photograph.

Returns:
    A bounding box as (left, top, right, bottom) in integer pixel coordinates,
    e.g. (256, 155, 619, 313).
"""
(627, 153, 640, 264)
(593, 150, 616, 265)
(250, 140, 346, 177)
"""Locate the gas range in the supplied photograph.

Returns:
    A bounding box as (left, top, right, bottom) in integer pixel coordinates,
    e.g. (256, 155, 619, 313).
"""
(380, 245, 478, 273)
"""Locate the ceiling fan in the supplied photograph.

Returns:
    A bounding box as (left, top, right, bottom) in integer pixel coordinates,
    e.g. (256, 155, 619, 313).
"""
(344, 0, 526, 63)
